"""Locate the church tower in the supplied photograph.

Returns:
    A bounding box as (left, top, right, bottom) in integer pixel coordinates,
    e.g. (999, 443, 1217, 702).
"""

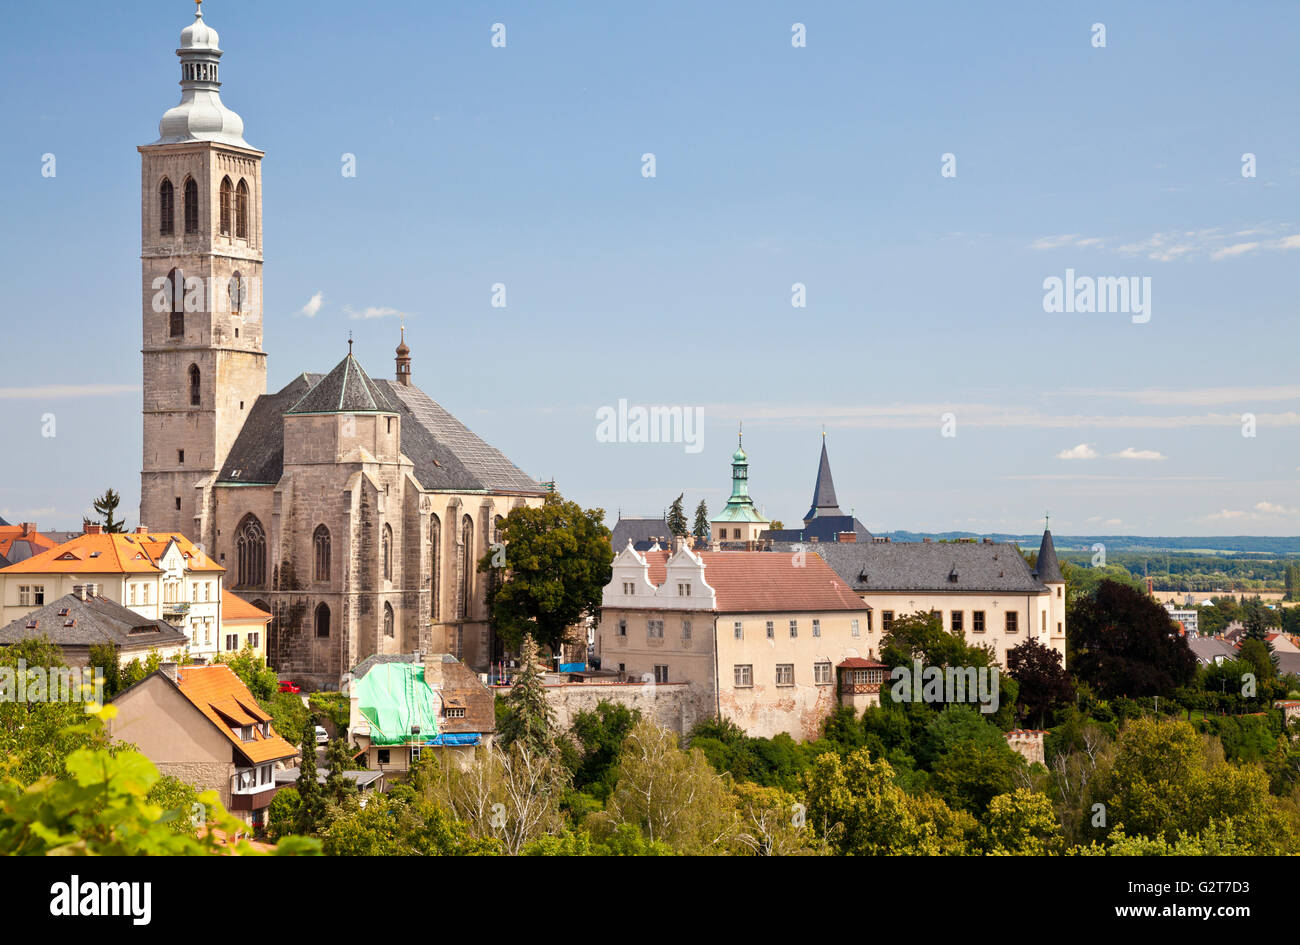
(140, 2, 266, 535)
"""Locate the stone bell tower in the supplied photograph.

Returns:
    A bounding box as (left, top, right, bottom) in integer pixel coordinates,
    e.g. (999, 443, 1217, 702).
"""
(139, 1, 266, 536)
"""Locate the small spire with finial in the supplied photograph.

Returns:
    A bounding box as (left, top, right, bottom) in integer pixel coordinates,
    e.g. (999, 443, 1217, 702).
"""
(347, 330, 353, 356)
(738, 420, 743, 446)
(195, 0, 203, 16)
(1045, 510, 1050, 531)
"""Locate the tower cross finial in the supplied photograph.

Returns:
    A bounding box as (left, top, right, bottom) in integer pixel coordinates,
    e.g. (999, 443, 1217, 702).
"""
(1045, 510, 1050, 530)
(348, 330, 353, 355)
(738, 420, 742, 445)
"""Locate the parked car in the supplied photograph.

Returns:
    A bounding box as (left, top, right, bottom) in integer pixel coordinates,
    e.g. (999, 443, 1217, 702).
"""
(315, 725, 328, 745)
(278, 680, 301, 694)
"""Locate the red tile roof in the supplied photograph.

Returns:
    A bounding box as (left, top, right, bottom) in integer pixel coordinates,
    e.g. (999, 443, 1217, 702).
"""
(0, 532, 223, 575)
(174, 665, 295, 765)
(641, 550, 867, 613)
(0, 525, 58, 561)
(222, 589, 271, 622)
(837, 657, 887, 669)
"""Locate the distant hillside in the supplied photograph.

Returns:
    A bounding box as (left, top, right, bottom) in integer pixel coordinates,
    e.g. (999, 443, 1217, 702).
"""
(879, 532, 1300, 556)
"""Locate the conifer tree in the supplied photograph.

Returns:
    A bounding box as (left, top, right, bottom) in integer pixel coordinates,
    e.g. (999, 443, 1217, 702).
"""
(667, 493, 688, 537)
(499, 634, 557, 756)
(692, 500, 710, 541)
(294, 718, 326, 834)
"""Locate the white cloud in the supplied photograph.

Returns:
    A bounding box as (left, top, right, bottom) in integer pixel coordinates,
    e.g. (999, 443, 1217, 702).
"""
(1057, 443, 1098, 460)
(1111, 447, 1166, 460)
(1211, 242, 1259, 260)
(0, 384, 138, 400)
(300, 291, 324, 317)
(1050, 384, 1300, 406)
(1254, 501, 1300, 517)
(345, 306, 406, 320)
(1036, 223, 1298, 262)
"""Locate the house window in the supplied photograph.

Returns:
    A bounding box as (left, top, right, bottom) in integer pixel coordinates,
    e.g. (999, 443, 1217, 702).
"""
(732, 529, 740, 539)
(775, 664, 794, 686)
(175, 497, 182, 511)
(973, 610, 986, 633)
(866, 611, 873, 633)
(18, 586, 30, 606)
(814, 662, 832, 685)
(851, 618, 859, 637)
(789, 619, 798, 638)
(183, 177, 198, 234)
(129, 584, 137, 606)
(249, 632, 259, 649)
(235, 179, 249, 239)
(178, 449, 185, 464)
(382, 524, 393, 581)
(881, 611, 894, 632)
(766, 620, 774, 639)
(445, 707, 466, 719)
(653, 665, 669, 684)
(1005, 612, 1018, 633)
(733, 621, 743, 640)
(1057, 586, 1062, 598)
(647, 619, 663, 639)
(315, 602, 331, 638)
(952, 610, 964, 633)
(219, 176, 232, 235)
(623, 582, 635, 595)
(678, 582, 691, 597)
(377, 749, 390, 765)
(225, 634, 238, 650)
(33, 586, 44, 606)
(429, 514, 441, 622)
(733, 664, 753, 688)
(313, 525, 331, 582)
(1042, 611, 1047, 633)
(159, 178, 174, 235)
(235, 514, 266, 587)
(1057, 621, 1062, 635)
(681, 619, 691, 641)
(812, 619, 821, 638)
(617, 619, 627, 637)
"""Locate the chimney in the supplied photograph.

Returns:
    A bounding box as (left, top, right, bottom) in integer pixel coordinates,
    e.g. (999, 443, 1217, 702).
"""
(160, 662, 178, 683)
(134, 526, 149, 535)
(837, 531, 857, 543)
(84, 524, 103, 535)
(20, 522, 33, 536)
(422, 652, 445, 689)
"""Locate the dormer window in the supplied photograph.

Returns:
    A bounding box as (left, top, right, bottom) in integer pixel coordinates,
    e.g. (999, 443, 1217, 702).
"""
(622, 581, 635, 595)
(677, 582, 691, 597)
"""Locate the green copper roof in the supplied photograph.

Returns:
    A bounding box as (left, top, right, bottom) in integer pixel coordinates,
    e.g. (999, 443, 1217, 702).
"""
(714, 431, 769, 524)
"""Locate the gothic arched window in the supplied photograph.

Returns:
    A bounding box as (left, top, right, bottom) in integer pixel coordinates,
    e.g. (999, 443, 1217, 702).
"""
(167, 267, 185, 338)
(159, 179, 174, 235)
(183, 177, 198, 235)
(189, 364, 201, 406)
(315, 602, 330, 638)
(313, 525, 331, 583)
(457, 515, 473, 620)
(235, 514, 266, 588)
(229, 271, 243, 314)
(382, 523, 393, 581)
(235, 179, 249, 239)
(383, 602, 395, 638)
(429, 514, 441, 622)
(219, 177, 232, 236)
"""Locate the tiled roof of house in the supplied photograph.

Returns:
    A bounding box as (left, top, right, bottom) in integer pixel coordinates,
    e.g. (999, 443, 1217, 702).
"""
(0, 532, 222, 575)
(222, 589, 271, 622)
(610, 517, 673, 552)
(1187, 636, 1239, 665)
(0, 593, 188, 649)
(0, 525, 59, 564)
(783, 540, 1048, 594)
(173, 665, 297, 765)
(640, 550, 867, 613)
(837, 657, 886, 669)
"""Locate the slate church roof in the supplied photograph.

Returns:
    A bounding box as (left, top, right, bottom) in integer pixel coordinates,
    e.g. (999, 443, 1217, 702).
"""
(217, 355, 541, 495)
(610, 516, 673, 552)
(763, 438, 872, 543)
(800, 539, 1050, 594)
(805, 440, 843, 520)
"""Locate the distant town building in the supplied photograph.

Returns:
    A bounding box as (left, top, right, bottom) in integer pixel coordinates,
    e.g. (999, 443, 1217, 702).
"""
(0, 590, 188, 667)
(1163, 601, 1199, 636)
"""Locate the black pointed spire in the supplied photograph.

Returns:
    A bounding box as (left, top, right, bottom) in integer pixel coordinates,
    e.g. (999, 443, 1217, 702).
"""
(1036, 527, 1063, 583)
(803, 436, 843, 522)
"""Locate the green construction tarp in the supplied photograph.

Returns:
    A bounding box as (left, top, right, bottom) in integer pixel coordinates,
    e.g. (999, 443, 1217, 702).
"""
(355, 662, 440, 746)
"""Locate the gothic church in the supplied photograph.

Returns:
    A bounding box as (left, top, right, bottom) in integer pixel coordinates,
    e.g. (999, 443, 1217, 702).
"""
(139, 5, 545, 685)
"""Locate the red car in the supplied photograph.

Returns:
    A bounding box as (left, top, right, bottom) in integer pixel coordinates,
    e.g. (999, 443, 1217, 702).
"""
(278, 680, 301, 694)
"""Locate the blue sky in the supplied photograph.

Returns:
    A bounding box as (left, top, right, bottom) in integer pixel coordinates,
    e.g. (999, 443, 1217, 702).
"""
(1, 0, 1297, 536)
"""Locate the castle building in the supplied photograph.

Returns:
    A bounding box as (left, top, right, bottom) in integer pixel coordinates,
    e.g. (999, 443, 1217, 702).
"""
(137, 5, 545, 684)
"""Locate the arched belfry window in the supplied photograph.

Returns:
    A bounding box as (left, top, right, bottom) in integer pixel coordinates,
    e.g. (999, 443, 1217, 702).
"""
(382, 523, 393, 581)
(167, 268, 185, 338)
(159, 179, 174, 235)
(189, 364, 201, 406)
(429, 514, 441, 622)
(229, 271, 244, 314)
(313, 525, 331, 582)
(235, 514, 266, 588)
(457, 514, 473, 620)
(219, 177, 232, 236)
(183, 177, 198, 235)
(383, 602, 395, 639)
(315, 602, 331, 638)
(235, 179, 249, 239)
